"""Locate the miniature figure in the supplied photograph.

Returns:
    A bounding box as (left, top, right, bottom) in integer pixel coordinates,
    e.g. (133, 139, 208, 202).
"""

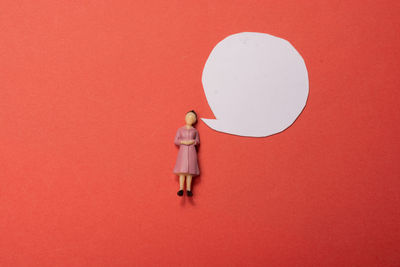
(173, 110, 200, 197)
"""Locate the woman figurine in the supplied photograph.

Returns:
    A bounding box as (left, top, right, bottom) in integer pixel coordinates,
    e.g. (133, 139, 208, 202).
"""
(173, 110, 200, 197)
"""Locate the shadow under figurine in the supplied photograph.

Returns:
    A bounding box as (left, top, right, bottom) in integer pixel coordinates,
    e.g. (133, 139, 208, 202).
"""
(173, 110, 200, 197)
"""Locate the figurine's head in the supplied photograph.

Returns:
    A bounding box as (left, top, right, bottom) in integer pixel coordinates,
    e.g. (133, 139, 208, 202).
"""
(185, 110, 197, 126)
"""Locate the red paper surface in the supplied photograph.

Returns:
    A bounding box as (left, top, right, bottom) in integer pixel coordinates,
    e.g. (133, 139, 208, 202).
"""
(0, 1, 399, 266)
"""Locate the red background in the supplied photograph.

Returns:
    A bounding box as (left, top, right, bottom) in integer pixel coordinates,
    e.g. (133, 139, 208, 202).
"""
(1, 1, 399, 266)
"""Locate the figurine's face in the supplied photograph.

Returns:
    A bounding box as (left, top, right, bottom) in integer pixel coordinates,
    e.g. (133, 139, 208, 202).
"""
(185, 112, 197, 125)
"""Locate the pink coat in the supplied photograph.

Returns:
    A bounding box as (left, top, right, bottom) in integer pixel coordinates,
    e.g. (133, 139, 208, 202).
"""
(173, 126, 200, 176)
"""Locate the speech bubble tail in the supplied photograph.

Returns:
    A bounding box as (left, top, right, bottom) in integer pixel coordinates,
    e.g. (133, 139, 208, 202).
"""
(201, 118, 283, 137)
(201, 118, 246, 137)
(201, 118, 220, 131)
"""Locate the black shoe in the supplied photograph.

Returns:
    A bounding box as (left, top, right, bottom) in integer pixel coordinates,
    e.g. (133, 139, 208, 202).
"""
(187, 190, 193, 197)
(177, 190, 184, 196)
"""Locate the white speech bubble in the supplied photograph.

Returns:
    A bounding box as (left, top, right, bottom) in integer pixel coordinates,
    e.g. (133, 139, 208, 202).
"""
(201, 32, 309, 137)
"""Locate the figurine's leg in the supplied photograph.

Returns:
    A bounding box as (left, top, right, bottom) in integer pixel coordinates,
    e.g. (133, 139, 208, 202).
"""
(186, 175, 193, 196)
(186, 175, 192, 190)
(179, 174, 185, 190)
(177, 174, 185, 196)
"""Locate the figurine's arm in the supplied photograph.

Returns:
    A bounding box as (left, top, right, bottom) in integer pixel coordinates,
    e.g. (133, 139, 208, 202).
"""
(175, 129, 197, 145)
(194, 130, 200, 146)
(174, 130, 181, 146)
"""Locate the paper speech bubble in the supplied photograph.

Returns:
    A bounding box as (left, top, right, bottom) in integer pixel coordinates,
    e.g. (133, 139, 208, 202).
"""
(201, 32, 309, 137)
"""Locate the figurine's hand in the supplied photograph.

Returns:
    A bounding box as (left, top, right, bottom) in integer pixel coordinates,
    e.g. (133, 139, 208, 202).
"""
(181, 140, 195, 145)
(187, 140, 195, 145)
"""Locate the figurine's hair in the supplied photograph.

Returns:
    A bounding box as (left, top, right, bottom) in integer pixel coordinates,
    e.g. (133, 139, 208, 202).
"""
(187, 110, 197, 118)
(186, 110, 198, 123)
